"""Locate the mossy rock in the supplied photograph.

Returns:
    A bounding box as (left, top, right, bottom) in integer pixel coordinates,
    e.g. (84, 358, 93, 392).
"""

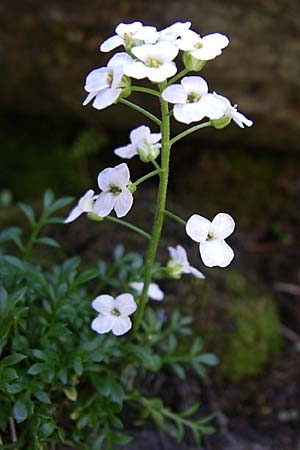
(176, 269, 281, 382)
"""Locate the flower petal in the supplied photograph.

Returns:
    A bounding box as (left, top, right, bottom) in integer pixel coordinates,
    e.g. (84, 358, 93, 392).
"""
(114, 188, 133, 218)
(188, 266, 205, 279)
(91, 315, 116, 334)
(64, 206, 82, 223)
(130, 125, 150, 143)
(162, 85, 187, 104)
(84, 67, 110, 93)
(112, 317, 132, 336)
(92, 294, 114, 314)
(100, 35, 124, 52)
(148, 283, 164, 301)
(92, 88, 121, 110)
(202, 33, 229, 51)
(109, 163, 130, 188)
(147, 63, 177, 82)
(200, 240, 234, 267)
(114, 144, 137, 159)
(232, 111, 253, 128)
(93, 192, 116, 217)
(211, 213, 235, 239)
(186, 214, 211, 243)
(173, 103, 206, 124)
(116, 22, 143, 38)
(115, 293, 137, 315)
(124, 61, 150, 80)
(181, 76, 208, 96)
(97, 167, 113, 191)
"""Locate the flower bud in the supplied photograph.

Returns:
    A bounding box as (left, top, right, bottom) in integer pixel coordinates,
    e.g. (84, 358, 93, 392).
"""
(211, 115, 232, 129)
(166, 260, 182, 279)
(87, 212, 104, 221)
(137, 142, 160, 163)
(183, 52, 207, 72)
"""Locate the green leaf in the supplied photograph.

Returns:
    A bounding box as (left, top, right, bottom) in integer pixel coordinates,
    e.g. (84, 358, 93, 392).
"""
(13, 399, 28, 423)
(1, 353, 26, 367)
(0, 227, 23, 249)
(47, 197, 74, 214)
(74, 268, 100, 285)
(33, 389, 51, 404)
(35, 236, 60, 248)
(197, 353, 219, 366)
(27, 363, 47, 375)
(18, 203, 36, 225)
(43, 189, 54, 209)
(39, 422, 55, 438)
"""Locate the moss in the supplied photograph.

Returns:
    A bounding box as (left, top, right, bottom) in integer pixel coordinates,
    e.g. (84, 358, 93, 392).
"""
(176, 269, 281, 383)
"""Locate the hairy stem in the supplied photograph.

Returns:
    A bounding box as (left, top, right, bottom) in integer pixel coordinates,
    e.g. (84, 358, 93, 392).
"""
(164, 209, 187, 226)
(133, 84, 171, 332)
(104, 216, 151, 240)
(133, 169, 161, 187)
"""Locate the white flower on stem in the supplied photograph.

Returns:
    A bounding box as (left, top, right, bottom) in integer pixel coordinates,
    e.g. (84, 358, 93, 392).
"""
(64, 189, 96, 223)
(91, 293, 137, 336)
(114, 125, 161, 161)
(83, 53, 133, 110)
(94, 163, 133, 218)
(132, 25, 159, 44)
(124, 42, 179, 83)
(130, 282, 164, 301)
(186, 213, 235, 268)
(162, 76, 216, 124)
(158, 21, 192, 43)
(167, 245, 205, 279)
(100, 21, 144, 52)
(177, 30, 229, 61)
(203, 92, 253, 128)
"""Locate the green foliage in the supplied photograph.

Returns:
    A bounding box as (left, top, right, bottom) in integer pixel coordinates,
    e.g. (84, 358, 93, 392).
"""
(0, 192, 216, 449)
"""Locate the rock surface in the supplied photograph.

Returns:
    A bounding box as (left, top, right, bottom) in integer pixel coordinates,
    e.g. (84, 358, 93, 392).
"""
(1, 0, 300, 150)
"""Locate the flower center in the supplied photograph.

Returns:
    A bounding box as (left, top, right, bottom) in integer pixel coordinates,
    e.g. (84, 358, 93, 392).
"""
(145, 57, 162, 68)
(206, 232, 215, 241)
(111, 308, 121, 316)
(106, 71, 113, 86)
(187, 91, 201, 103)
(195, 39, 203, 49)
(109, 184, 122, 195)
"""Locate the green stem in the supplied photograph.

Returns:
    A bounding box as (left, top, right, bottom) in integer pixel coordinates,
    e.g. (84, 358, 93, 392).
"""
(104, 216, 151, 240)
(164, 209, 187, 226)
(131, 86, 160, 97)
(170, 121, 212, 146)
(133, 169, 161, 187)
(166, 68, 189, 87)
(149, 158, 161, 171)
(133, 84, 171, 333)
(119, 98, 161, 126)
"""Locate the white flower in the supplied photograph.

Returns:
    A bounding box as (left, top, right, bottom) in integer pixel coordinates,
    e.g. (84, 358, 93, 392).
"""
(203, 92, 253, 128)
(82, 53, 133, 110)
(167, 245, 205, 279)
(158, 21, 191, 43)
(186, 213, 235, 268)
(100, 22, 144, 52)
(177, 30, 229, 61)
(94, 163, 133, 218)
(162, 76, 216, 124)
(114, 125, 161, 161)
(132, 25, 159, 44)
(130, 282, 164, 301)
(64, 189, 96, 223)
(91, 293, 137, 336)
(124, 42, 178, 83)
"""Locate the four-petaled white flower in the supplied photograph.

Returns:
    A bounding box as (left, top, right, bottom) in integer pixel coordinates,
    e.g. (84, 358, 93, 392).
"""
(177, 30, 229, 61)
(203, 92, 253, 128)
(94, 163, 133, 218)
(124, 42, 179, 83)
(114, 125, 161, 161)
(83, 53, 133, 110)
(130, 281, 164, 301)
(64, 189, 96, 223)
(100, 22, 144, 52)
(91, 293, 137, 336)
(167, 245, 205, 279)
(162, 76, 217, 124)
(186, 213, 235, 268)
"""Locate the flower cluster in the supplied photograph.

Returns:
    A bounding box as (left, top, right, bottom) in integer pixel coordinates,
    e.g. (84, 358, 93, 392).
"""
(66, 20, 253, 336)
(83, 20, 252, 128)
